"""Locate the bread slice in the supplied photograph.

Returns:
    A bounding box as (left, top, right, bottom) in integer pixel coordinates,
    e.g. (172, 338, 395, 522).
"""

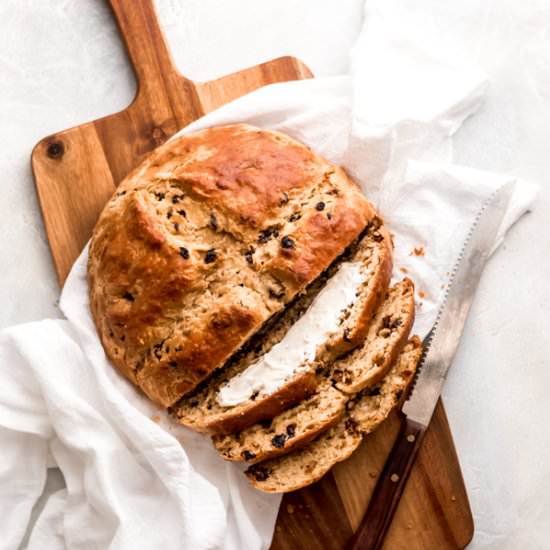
(211, 280, 415, 462)
(245, 419, 362, 493)
(245, 337, 422, 493)
(333, 278, 415, 395)
(172, 222, 393, 434)
(211, 381, 347, 464)
(349, 336, 422, 431)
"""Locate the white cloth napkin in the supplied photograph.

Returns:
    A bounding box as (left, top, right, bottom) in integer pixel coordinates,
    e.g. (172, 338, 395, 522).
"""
(0, 8, 539, 550)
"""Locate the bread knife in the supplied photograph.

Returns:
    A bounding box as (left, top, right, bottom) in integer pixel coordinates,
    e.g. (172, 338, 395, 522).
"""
(347, 181, 514, 550)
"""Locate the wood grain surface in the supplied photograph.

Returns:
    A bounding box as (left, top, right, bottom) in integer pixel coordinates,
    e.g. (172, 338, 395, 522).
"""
(31, 1, 474, 548)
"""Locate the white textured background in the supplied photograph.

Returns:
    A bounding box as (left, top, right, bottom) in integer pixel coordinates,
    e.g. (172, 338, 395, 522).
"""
(1, 1, 549, 548)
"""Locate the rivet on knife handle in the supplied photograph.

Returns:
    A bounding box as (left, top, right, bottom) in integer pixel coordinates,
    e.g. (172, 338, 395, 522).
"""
(347, 416, 426, 550)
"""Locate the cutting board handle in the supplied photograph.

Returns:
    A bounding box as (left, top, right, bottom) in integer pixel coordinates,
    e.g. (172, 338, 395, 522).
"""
(108, 0, 187, 88)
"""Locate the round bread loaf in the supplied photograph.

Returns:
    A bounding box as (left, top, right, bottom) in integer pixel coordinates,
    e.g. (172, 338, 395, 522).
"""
(88, 124, 376, 407)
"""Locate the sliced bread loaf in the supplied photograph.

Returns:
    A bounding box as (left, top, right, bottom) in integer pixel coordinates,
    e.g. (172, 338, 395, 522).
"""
(172, 222, 393, 434)
(211, 280, 415, 463)
(88, 124, 378, 408)
(245, 337, 422, 493)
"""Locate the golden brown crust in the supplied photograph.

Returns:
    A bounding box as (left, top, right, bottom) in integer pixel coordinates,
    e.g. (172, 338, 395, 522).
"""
(164, 125, 319, 227)
(88, 124, 376, 407)
(266, 181, 371, 287)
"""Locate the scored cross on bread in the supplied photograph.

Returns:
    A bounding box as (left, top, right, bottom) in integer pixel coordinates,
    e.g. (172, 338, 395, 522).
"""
(171, 222, 393, 434)
(88, 124, 380, 408)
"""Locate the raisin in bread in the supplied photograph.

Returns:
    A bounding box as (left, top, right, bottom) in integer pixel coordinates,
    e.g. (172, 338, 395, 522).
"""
(88, 124, 378, 407)
(172, 223, 393, 434)
(211, 279, 415, 462)
(245, 337, 422, 493)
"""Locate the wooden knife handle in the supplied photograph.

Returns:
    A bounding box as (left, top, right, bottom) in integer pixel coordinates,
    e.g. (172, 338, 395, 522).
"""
(347, 417, 427, 550)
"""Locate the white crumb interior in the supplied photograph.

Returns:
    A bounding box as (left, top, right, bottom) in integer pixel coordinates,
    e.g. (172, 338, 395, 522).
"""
(216, 262, 365, 406)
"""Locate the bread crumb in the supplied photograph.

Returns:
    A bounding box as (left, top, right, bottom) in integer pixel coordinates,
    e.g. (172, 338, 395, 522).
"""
(410, 246, 425, 257)
(399, 266, 409, 274)
(418, 290, 427, 299)
(286, 504, 295, 514)
(151, 415, 161, 423)
(407, 522, 413, 529)
(369, 471, 377, 479)
(451, 495, 457, 502)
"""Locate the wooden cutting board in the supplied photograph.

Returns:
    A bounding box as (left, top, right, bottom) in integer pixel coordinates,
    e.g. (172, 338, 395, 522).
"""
(31, 1, 474, 548)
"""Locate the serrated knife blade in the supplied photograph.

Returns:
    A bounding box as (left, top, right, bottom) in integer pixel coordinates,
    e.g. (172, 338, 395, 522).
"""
(402, 180, 514, 427)
(348, 181, 514, 550)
